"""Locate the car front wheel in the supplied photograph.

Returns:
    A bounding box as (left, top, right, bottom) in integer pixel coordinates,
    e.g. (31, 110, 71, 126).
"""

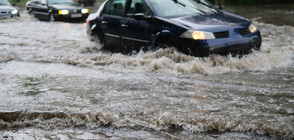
(28, 9, 32, 15)
(154, 37, 177, 50)
(49, 13, 55, 22)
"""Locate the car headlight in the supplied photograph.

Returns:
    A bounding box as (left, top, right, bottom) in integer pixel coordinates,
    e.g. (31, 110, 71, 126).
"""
(180, 30, 215, 40)
(11, 9, 18, 15)
(58, 10, 69, 15)
(249, 24, 257, 33)
(81, 9, 89, 14)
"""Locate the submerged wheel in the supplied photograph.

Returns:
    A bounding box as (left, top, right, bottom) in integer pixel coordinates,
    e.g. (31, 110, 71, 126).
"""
(49, 13, 55, 22)
(28, 9, 32, 15)
(90, 32, 105, 45)
(154, 37, 176, 50)
(252, 45, 261, 51)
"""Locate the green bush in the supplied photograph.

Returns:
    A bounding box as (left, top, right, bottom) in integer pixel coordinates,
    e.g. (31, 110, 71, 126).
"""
(9, 0, 27, 6)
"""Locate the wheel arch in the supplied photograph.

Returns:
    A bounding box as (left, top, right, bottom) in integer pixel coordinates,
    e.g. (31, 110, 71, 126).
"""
(152, 30, 179, 48)
(89, 21, 106, 45)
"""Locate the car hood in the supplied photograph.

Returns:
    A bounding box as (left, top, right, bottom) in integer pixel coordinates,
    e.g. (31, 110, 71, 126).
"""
(0, 5, 15, 10)
(170, 12, 251, 32)
(49, 4, 83, 10)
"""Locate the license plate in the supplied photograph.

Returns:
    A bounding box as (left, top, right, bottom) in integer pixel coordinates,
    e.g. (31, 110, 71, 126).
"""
(0, 15, 11, 19)
(71, 14, 82, 18)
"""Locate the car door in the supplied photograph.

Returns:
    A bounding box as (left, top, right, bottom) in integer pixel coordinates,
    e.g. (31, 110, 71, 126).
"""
(26, 0, 34, 11)
(33, 0, 49, 20)
(120, 0, 153, 50)
(99, 0, 126, 49)
(30, 0, 40, 15)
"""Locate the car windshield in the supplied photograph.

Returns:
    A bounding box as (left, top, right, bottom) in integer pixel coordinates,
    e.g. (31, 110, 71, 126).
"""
(48, 0, 78, 5)
(149, 0, 218, 18)
(0, 0, 11, 6)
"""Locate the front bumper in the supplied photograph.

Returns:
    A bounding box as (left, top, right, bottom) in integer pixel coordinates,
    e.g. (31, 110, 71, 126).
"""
(178, 30, 262, 57)
(0, 13, 20, 19)
(53, 13, 89, 21)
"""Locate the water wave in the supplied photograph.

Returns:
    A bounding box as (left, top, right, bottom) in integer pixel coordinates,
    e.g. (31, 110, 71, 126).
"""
(1, 17, 293, 75)
(0, 111, 293, 139)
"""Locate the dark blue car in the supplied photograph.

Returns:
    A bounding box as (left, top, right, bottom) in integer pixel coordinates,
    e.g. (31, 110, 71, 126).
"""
(87, 0, 262, 57)
(26, 0, 89, 22)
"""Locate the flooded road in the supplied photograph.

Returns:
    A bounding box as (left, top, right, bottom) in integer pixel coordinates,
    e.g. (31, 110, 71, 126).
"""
(0, 6, 294, 139)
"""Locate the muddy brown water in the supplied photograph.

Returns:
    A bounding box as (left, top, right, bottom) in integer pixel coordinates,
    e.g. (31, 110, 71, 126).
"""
(0, 5, 293, 140)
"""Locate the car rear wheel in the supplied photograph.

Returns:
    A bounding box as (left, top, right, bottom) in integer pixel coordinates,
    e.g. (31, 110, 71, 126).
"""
(88, 30, 104, 44)
(93, 34, 104, 45)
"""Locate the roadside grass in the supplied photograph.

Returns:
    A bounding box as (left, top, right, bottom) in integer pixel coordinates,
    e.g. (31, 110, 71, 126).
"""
(9, 0, 27, 6)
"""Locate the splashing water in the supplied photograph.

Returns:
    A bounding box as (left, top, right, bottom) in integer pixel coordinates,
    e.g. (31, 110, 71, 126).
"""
(0, 11, 293, 139)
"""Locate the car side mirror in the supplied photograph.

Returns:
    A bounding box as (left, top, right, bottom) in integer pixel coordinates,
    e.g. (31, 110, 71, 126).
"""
(12, 3, 16, 7)
(134, 13, 151, 21)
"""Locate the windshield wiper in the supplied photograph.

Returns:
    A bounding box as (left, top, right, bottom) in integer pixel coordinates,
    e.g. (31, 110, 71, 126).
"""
(193, 0, 220, 13)
(172, 0, 208, 14)
(172, 0, 186, 7)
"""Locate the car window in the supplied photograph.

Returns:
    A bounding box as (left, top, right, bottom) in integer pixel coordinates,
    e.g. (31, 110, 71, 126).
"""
(103, 0, 126, 16)
(149, 0, 218, 18)
(40, 0, 46, 4)
(125, 0, 150, 18)
(102, 1, 111, 14)
(48, 0, 79, 5)
(33, 0, 40, 5)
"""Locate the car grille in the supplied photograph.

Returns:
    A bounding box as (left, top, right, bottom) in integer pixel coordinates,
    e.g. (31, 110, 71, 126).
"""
(213, 31, 229, 38)
(69, 10, 81, 13)
(239, 28, 251, 35)
(0, 11, 10, 14)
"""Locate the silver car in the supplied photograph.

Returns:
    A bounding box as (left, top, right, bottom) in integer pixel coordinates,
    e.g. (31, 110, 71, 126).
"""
(0, 0, 20, 19)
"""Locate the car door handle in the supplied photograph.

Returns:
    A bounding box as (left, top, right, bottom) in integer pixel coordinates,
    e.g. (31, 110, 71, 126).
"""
(121, 24, 128, 28)
(101, 21, 108, 24)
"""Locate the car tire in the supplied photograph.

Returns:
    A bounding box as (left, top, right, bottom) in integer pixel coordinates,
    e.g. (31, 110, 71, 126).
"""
(91, 33, 108, 50)
(252, 45, 261, 51)
(154, 37, 176, 50)
(49, 13, 55, 22)
(92, 34, 104, 44)
(28, 9, 32, 15)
